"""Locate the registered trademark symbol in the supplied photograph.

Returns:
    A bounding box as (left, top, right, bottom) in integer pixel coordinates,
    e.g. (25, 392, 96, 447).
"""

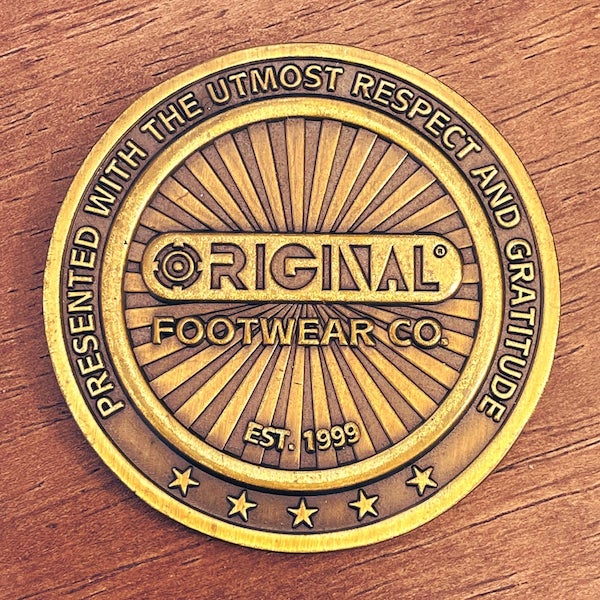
(434, 244, 447, 258)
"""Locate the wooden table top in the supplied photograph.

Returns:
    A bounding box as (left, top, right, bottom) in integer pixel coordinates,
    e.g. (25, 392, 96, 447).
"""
(1, 1, 598, 598)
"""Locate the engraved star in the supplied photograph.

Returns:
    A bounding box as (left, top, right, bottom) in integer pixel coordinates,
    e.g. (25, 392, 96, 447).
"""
(168, 466, 200, 497)
(226, 490, 258, 522)
(287, 498, 319, 528)
(348, 489, 379, 521)
(406, 465, 438, 496)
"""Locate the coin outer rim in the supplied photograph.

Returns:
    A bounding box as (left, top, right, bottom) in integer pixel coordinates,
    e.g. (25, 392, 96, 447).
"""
(43, 43, 560, 552)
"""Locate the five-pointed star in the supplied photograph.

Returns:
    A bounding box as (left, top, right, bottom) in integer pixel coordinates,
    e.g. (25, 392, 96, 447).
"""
(348, 489, 379, 521)
(168, 466, 200, 497)
(287, 498, 319, 528)
(227, 490, 258, 522)
(406, 465, 438, 496)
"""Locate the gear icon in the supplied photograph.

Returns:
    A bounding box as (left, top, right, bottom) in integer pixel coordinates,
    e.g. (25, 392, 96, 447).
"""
(152, 241, 201, 290)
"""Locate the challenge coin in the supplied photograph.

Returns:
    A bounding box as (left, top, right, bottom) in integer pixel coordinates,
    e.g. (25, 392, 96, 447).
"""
(44, 44, 559, 551)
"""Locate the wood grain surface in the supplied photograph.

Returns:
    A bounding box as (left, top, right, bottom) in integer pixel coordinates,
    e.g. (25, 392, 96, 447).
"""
(1, 1, 598, 598)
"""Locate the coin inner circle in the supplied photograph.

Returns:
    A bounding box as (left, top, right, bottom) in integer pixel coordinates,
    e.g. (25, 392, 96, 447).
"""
(102, 97, 503, 492)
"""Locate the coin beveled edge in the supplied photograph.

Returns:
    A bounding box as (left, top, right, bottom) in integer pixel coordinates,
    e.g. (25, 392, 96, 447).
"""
(43, 43, 560, 552)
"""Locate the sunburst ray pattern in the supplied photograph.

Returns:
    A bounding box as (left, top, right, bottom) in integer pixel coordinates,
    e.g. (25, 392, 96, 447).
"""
(123, 117, 481, 471)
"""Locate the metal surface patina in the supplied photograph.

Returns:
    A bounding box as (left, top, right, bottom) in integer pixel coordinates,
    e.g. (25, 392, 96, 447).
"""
(44, 44, 559, 552)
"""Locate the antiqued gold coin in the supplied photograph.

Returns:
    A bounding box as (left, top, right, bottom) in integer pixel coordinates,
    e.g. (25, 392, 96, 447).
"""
(44, 44, 559, 552)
